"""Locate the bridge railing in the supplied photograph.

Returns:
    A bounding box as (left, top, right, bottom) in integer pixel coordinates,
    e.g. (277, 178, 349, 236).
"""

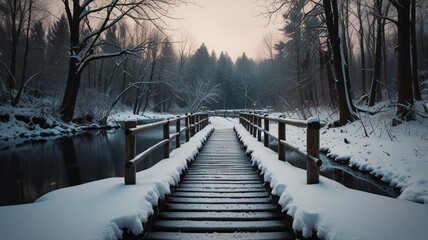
(239, 112, 325, 184)
(208, 109, 274, 118)
(124, 112, 209, 185)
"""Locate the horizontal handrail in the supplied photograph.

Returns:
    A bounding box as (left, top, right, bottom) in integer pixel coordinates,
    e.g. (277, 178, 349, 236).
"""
(127, 139, 169, 167)
(239, 112, 322, 184)
(124, 113, 209, 185)
(279, 140, 322, 167)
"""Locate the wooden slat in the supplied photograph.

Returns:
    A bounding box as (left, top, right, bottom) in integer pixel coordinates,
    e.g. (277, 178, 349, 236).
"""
(167, 197, 272, 204)
(159, 211, 280, 220)
(164, 203, 278, 212)
(151, 220, 286, 232)
(178, 183, 264, 189)
(172, 191, 270, 198)
(145, 231, 292, 240)
(174, 188, 267, 193)
(180, 180, 261, 184)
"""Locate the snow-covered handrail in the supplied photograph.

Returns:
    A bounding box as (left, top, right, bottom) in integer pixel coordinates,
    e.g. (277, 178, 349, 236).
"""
(124, 113, 209, 185)
(240, 113, 324, 184)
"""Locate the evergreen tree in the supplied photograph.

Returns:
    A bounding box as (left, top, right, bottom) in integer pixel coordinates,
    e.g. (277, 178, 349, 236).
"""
(28, 20, 45, 87)
(215, 52, 234, 109)
(46, 14, 69, 93)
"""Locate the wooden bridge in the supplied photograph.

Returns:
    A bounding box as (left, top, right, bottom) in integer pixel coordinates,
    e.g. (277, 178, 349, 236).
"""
(144, 128, 293, 239)
(123, 113, 322, 239)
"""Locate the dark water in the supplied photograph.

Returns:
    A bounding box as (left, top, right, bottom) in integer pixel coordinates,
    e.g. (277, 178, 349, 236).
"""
(0, 122, 186, 206)
(268, 142, 401, 198)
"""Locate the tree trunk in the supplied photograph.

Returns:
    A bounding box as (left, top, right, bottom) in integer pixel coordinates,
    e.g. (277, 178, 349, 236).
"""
(60, 3, 81, 122)
(410, 0, 421, 100)
(394, 0, 415, 124)
(323, 0, 358, 125)
(369, 0, 384, 106)
(12, 0, 33, 107)
(357, 0, 366, 94)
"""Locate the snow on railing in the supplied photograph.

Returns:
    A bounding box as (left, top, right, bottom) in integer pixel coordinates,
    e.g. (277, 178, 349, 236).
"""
(208, 109, 274, 118)
(239, 113, 325, 184)
(124, 113, 209, 185)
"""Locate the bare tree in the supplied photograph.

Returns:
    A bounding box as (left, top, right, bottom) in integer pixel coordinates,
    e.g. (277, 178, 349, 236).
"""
(411, 0, 422, 100)
(176, 77, 220, 112)
(355, 0, 367, 94)
(369, 0, 390, 106)
(59, 0, 186, 121)
(0, 0, 32, 91)
(389, 0, 416, 124)
(322, 0, 359, 124)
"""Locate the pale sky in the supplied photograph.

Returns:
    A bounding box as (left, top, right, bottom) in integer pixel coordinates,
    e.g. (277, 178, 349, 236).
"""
(171, 0, 281, 61)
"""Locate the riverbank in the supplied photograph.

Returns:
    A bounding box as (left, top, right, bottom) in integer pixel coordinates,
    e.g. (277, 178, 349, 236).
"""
(0, 105, 173, 151)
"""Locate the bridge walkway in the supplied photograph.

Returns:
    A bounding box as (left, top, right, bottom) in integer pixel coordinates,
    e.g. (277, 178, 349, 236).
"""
(144, 128, 293, 239)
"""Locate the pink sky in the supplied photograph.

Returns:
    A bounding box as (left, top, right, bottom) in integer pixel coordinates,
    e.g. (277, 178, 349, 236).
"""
(171, 0, 281, 61)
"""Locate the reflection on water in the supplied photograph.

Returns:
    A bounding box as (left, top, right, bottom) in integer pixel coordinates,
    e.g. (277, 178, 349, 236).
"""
(0, 123, 185, 206)
(269, 142, 401, 198)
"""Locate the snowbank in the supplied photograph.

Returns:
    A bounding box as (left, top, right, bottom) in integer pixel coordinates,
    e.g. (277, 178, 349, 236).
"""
(234, 123, 428, 240)
(0, 125, 214, 240)
(266, 112, 428, 204)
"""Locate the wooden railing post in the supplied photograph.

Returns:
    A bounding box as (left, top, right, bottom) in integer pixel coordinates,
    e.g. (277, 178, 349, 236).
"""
(185, 113, 190, 142)
(125, 119, 137, 185)
(278, 119, 286, 161)
(257, 115, 262, 142)
(197, 114, 200, 132)
(190, 113, 196, 136)
(250, 113, 254, 135)
(252, 114, 257, 138)
(264, 115, 269, 147)
(307, 118, 320, 184)
(163, 119, 170, 159)
(176, 116, 181, 148)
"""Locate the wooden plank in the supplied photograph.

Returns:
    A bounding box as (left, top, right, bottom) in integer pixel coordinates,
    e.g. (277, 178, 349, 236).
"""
(175, 187, 267, 193)
(164, 203, 278, 212)
(145, 231, 292, 240)
(183, 176, 260, 181)
(180, 180, 261, 184)
(151, 220, 286, 232)
(178, 183, 264, 189)
(159, 211, 281, 221)
(172, 191, 270, 198)
(167, 197, 272, 204)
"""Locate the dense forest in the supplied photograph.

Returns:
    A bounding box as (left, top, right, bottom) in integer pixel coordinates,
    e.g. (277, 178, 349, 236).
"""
(0, 0, 427, 126)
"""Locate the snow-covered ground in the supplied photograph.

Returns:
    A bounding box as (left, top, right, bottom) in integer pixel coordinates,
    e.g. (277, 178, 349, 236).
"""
(0, 125, 214, 240)
(261, 104, 428, 204)
(212, 117, 428, 239)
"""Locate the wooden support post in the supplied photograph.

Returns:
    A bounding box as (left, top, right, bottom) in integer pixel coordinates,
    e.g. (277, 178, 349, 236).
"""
(278, 120, 286, 161)
(253, 114, 257, 138)
(307, 118, 320, 184)
(190, 113, 195, 136)
(249, 113, 254, 135)
(185, 114, 190, 142)
(257, 115, 262, 142)
(264, 115, 269, 147)
(176, 116, 181, 148)
(163, 119, 170, 159)
(125, 119, 137, 185)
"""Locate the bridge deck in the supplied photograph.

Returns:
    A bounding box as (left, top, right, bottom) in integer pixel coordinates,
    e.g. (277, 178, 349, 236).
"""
(144, 129, 293, 239)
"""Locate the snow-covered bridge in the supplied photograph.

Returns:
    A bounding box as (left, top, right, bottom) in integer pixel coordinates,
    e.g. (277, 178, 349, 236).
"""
(0, 115, 427, 240)
(144, 128, 293, 239)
